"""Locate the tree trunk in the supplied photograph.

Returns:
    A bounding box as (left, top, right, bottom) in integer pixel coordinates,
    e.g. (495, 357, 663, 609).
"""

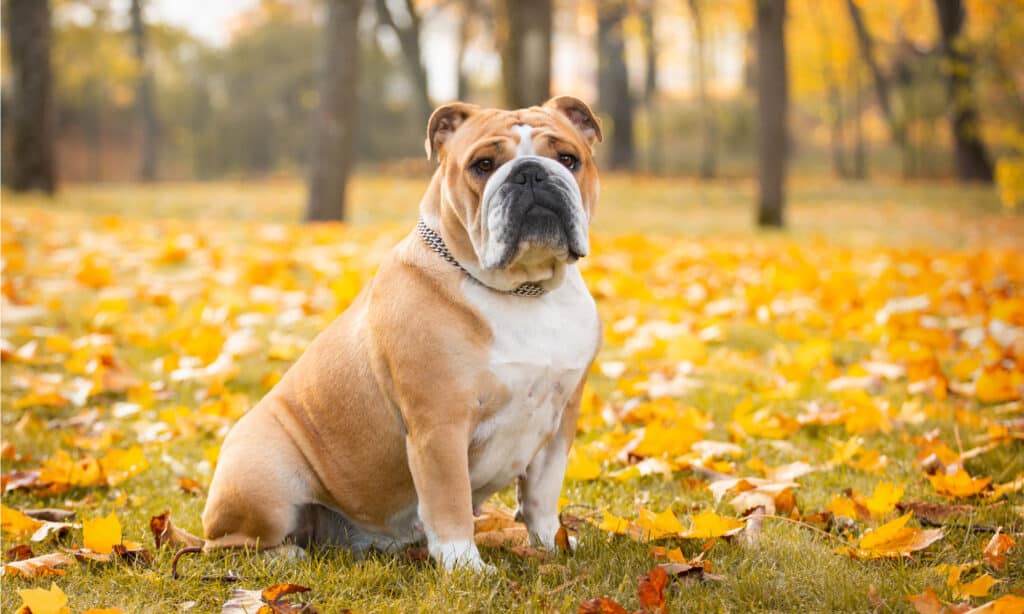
(844, 0, 904, 149)
(597, 0, 634, 170)
(756, 0, 787, 228)
(375, 0, 431, 126)
(933, 0, 993, 182)
(455, 0, 472, 100)
(497, 0, 551, 109)
(3, 0, 57, 193)
(130, 0, 159, 182)
(851, 61, 866, 179)
(688, 0, 717, 178)
(306, 0, 361, 222)
(639, 0, 661, 174)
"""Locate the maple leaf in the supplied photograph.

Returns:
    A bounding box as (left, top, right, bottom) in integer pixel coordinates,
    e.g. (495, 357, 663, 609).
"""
(637, 566, 669, 614)
(928, 470, 992, 498)
(865, 482, 904, 518)
(982, 530, 1015, 571)
(16, 582, 71, 614)
(678, 510, 745, 539)
(953, 573, 998, 600)
(83, 512, 122, 554)
(906, 588, 943, 614)
(1, 504, 43, 537)
(637, 506, 685, 540)
(839, 513, 943, 559)
(565, 447, 602, 481)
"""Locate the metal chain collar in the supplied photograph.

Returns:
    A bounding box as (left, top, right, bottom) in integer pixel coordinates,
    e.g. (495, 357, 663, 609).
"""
(416, 218, 546, 297)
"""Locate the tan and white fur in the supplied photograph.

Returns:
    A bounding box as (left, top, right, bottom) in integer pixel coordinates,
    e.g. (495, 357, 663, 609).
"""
(201, 96, 603, 571)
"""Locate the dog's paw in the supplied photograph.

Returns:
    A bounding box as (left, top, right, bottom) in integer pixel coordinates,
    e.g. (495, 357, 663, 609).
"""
(431, 540, 494, 573)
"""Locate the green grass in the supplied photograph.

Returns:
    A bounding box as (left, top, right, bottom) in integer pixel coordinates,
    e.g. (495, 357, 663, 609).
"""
(2, 176, 1023, 613)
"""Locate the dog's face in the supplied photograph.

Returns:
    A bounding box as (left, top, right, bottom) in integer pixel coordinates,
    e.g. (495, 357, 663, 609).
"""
(425, 97, 602, 291)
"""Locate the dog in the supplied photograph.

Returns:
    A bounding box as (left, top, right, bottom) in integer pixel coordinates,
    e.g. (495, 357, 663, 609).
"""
(201, 96, 603, 571)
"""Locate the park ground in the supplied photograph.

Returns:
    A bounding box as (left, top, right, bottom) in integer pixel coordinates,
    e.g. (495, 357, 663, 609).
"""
(1, 175, 1023, 613)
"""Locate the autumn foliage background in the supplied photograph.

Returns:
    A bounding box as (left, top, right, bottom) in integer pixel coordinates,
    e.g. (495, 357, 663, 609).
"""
(3, 0, 1024, 613)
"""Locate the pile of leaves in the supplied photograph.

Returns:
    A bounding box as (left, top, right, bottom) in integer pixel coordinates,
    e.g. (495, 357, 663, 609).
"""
(1, 208, 1022, 612)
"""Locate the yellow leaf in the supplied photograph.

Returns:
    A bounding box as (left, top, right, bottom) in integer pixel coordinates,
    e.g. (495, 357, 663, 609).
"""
(679, 509, 745, 539)
(928, 470, 992, 498)
(1, 504, 44, 537)
(596, 510, 631, 535)
(98, 446, 149, 486)
(993, 595, 1024, 614)
(975, 369, 1022, 403)
(842, 512, 943, 559)
(83, 512, 122, 554)
(865, 482, 904, 518)
(636, 506, 685, 540)
(564, 447, 602, 481)
(634, 422, 703, 457)
(17, 582, 70, 614)
(955, 573, 998, 599)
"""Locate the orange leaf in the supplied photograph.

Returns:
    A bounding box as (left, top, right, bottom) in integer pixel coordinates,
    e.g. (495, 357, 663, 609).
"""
(982, 531, 1015, 571)
(261, 583, 310, 603)
(637, 566, 669, 613)
(578, 597, 630, 614)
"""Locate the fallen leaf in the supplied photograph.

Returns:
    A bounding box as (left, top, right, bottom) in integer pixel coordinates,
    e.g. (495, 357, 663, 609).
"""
(982, 530, 1015, 571)
(83, 512, 122, 554)
(954, 573, 998, 599)
(840, 513, 943, 559)
(150, 511, 204, 549)
(906, 588, 943, 614)
(177, 477, 204, 496)
(5, 544, 34, 561)
(678, 510, 745, 539)
(637, 566, 669, 613)
(261, 583, 311, 602)
(16, 581, 71, 614)
(929, 470, 992, 498)
(865, 482, 904, 518)
(3, 552, 75, 578)
(2, 504, 43, 537)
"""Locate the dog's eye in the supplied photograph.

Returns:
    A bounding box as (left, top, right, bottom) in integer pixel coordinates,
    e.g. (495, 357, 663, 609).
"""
(558, 153, 579, 171)
(471, 158, 495, 174)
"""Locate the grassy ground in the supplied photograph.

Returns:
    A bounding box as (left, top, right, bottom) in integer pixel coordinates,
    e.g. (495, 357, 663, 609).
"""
(2, 176, 1023, 613)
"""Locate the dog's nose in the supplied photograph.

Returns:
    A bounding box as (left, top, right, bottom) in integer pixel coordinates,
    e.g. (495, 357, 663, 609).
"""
(511, 161, 548, 186)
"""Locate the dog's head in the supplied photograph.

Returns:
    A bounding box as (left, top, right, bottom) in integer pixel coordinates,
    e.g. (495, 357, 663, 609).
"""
(423, 96, 602, 292)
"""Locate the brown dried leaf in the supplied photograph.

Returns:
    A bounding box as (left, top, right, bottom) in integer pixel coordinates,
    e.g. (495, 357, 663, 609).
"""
(3, 551, 75, 578)
(474, 527, 529, 548)
(508, 545, 552, 561)
(896, 501, 978, 523)
(177, 477, 204, 496)
(906, 589, 942, 614)
(555, 525, 572, 553)
(150, 511, 204, 549)
(473, 504, 520, 533)
(5, 544, 34, 561)
(22, 509, 76, 523)
(982, 529, 1015, 571)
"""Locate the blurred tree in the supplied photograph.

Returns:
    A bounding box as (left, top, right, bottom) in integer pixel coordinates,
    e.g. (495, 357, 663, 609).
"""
(455, 0, 484, 101)
(638, 0, 661, 173)
(756, 0, 787, 227)
(4, 0, 58, 193)
(375, 0, 432, 125)
(687, 0, 718, 178)
(934, 0, 993, 182)
(497, 0, 551, 108)
(597, 0, 633, 169)
(130, 0, 159, 181)
(845, 0, 905, 153)
(306, 0, 361, 222)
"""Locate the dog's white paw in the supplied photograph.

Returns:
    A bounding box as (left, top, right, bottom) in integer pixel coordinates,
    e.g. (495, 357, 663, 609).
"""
(431, 540, 495, 573)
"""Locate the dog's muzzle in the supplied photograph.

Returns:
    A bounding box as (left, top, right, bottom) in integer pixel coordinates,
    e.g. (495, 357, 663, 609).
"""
(482, 156, 588, 269)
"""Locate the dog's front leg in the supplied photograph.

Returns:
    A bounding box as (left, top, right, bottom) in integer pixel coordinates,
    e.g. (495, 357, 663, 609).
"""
(517, 384, 583, 551)
(405, 424, 489, 572)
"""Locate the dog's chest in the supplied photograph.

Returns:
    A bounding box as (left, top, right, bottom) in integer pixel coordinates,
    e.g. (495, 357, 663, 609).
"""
(462, 268, 599, 495)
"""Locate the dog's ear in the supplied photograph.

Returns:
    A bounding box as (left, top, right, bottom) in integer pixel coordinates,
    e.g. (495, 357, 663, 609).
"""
(544, 96, 602, 146)
(425, 102, 479, 160)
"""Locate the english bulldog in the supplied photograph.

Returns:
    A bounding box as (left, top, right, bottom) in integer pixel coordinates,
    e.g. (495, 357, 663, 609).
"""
(201, 96, 603, 571)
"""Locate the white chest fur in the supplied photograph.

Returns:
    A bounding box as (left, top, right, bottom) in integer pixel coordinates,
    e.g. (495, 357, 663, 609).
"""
(462, 266, 599, 501)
